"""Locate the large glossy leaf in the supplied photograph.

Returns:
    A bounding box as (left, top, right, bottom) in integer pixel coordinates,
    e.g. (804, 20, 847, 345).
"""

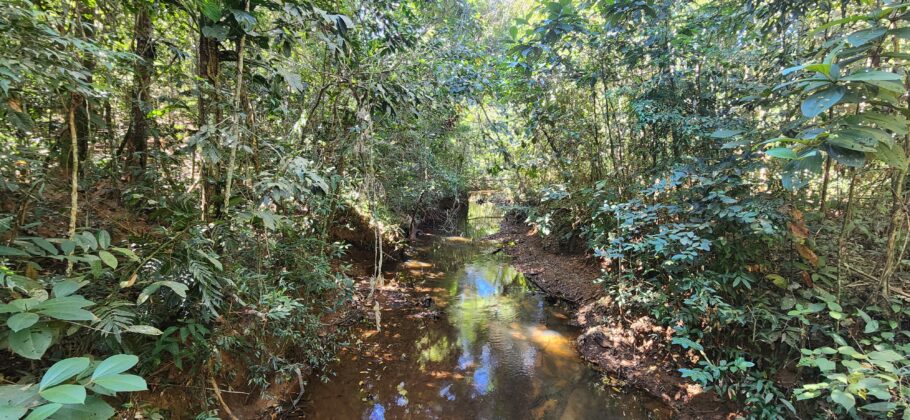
(51, 280, 88, 298)
(8, 325, 54, 360)
(826, 144, 866, 167)
(875, 142, 908, 170)
(846, 27, 887, 47)
(47, 397, 114, 420)
(33, 296, 94, 321)
(0, 405, 28, 420)
(830, 389, 855, 411)
(39, 358, 89, 391)
(841, 70, 902, 82)
(7, 313, 39, 332)
(843, 112, 909, 135)
(827, 129, 880, 152)
(97, 251, 117, 269)
(91, 355, 138, 380)
(23, 403, 61, 420)
(37, 385, 85, 405)
(92, 374, 147, 392)
(766, 147, 797, 159)
(801, 86, 844, 118)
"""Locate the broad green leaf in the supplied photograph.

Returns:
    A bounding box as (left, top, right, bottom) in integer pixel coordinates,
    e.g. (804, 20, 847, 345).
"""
(91, 355, 138, 380)
(92, 375, 147, 392)
(841, 70, 902, 82)
(48, 396, 114, 420)
(38, 385, 85, 405)
(231, 9, 256, 33)
(201, 25, 229, 41)
(7, 313, 38, 332)
(867, 350, 903, 362)
(59, 240, 75, 256)
(801, 86, 844, 118)
(875, 142, 908, 170)
(815, 357, 836, 371)
(79, 232, 97, 251)
(23, 403, 61, 420)
(9, 325, 54, 360)
(124, 325, 162, 335)
(0, 246, 28, 257)
(198, 0, 223, 22)
(40, 358, 89, 390)
(709, 128, 743, 138)
(827, 129, 879, 152)
(52, 280, 87, 298)
(29, 238, 58, 256)
(843, 112, 909, 135)
(766, 147, 797, 159)
(0, 405, 28, 420)
(830, 389, 855, 411)
(826, 144, 866, 167)
(98, 251, 117, 269)
(846, 27, 887, 47)
(96, 231, 110, 249)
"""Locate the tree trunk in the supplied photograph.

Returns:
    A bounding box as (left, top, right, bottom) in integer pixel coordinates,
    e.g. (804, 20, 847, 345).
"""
(197, 13, 221, 220)
(124, 0, 154, 174)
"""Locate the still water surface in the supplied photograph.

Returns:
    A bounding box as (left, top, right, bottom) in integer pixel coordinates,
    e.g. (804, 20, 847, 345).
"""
(302, 199, 668, 419)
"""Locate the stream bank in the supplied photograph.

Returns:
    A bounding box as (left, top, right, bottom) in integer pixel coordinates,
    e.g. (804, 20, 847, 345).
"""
(295, 195, 670, 419)
(490, 212, 736, 419)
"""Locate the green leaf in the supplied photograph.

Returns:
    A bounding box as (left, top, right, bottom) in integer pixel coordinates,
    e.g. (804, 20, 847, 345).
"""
(124, 325, 162, 336)
(91, 355, 138, 380)
(867, 350, 904, 362)
(23, 403, 62, 420)
(841, 70, 902, 82)
(846, 27, 887, 47)
(30, 238, 58, 256)
(709, 128, 743, 139)
(830, 389, 855, 411)
(48, 396, 114, 420)
(96, 231, 110, 249)
(843, 112, 909, 135)
(33, 297, 95, 321)
(52, 280, 87, 298)
(201, 24, 229, 41)
(79, 232, 97, 251)
(875, 142, 908, 170)
(38, 385, 85, 405)
(98, 251, 117, 269)
(92, 375, 147, 393)
(6, 313, 39, 332)
(826, 144, 866, 167)
(801, 86, 845, 118)
(0, 405, 28, 420)
(231, 9, 256, 33)
(766, 147, 798, 159)
(815, 357, 836, 371)
(59, 240, 75, 256)
(40, 358, 90, 390)
(9, 325, 54, 360)
(0, 246, 28, 257)
(197, 0, 223, 22)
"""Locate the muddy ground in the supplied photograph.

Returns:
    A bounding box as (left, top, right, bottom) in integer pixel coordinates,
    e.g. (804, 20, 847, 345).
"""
(489, 215, 735, 419)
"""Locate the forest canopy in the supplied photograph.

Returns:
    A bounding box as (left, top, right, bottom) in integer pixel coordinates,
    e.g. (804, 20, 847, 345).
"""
(1, 0, 909, 418)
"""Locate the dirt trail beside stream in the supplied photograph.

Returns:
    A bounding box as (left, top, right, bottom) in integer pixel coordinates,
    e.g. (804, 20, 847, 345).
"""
(489, 216, 735, 419)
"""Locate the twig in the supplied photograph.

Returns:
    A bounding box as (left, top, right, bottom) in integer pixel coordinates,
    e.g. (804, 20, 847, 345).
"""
(209, 377, 240, 420)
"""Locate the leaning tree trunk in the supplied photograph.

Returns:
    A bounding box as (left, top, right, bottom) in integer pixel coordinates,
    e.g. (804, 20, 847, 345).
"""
(124, 0, 154, 175)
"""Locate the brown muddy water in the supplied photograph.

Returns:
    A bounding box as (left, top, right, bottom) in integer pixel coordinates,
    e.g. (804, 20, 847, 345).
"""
(298, 198, 669, 419)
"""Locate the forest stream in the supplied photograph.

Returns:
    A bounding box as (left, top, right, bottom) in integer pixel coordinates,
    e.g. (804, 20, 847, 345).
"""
(299, 197, 669, 419)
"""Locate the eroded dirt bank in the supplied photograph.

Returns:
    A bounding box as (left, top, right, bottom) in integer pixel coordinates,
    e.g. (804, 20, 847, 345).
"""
(489, 214, 735, 419)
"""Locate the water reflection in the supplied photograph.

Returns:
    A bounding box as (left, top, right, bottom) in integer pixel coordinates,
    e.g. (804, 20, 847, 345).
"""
(301, 195, 669, 419)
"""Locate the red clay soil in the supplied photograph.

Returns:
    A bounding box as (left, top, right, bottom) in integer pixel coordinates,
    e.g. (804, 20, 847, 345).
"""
(490, 217, 736, 419)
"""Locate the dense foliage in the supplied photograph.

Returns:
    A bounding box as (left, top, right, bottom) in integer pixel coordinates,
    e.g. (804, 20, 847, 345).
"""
(1, 0, 908, 418)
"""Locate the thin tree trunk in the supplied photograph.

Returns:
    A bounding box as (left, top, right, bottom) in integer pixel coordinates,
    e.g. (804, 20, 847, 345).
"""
(66, 102, 79, 276)
(222, 0, 249, 217)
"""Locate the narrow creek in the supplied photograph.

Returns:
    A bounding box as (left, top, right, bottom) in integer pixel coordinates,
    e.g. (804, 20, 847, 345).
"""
(300, 195, 669, 419)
